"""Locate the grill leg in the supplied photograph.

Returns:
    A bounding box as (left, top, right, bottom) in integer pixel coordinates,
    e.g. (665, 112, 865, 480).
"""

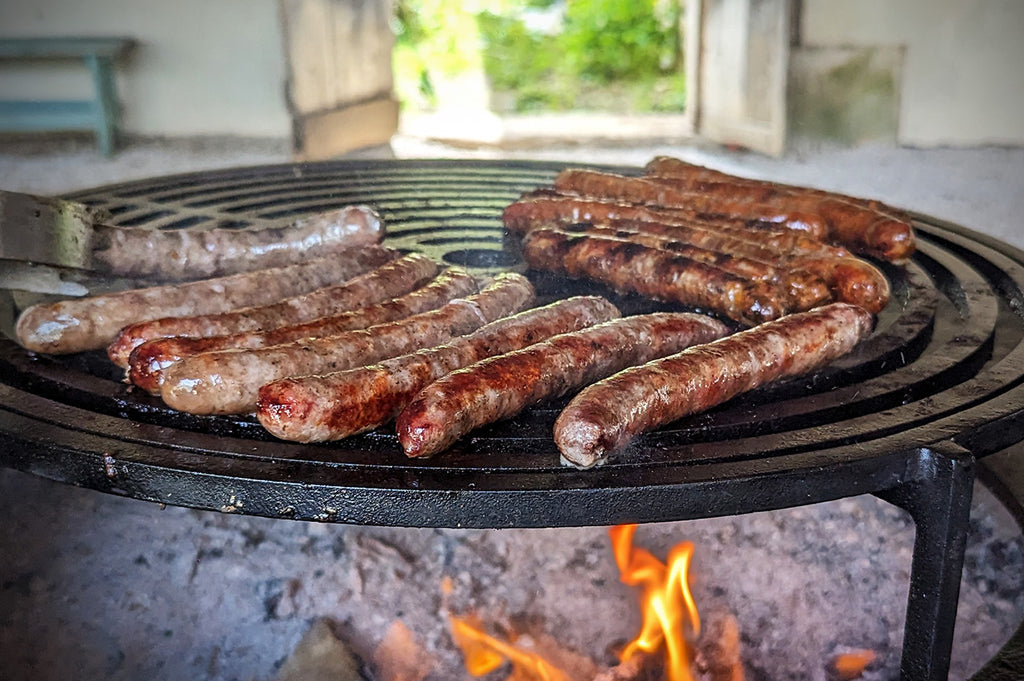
(877, 442, 976, 680)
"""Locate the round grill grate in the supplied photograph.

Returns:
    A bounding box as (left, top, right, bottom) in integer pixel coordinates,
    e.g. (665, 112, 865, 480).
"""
(1, 159, 1023, 528)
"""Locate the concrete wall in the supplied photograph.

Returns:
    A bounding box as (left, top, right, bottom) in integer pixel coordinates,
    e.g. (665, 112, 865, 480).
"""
(800, 0, 1024, 147)
(0, 0, 291, 138)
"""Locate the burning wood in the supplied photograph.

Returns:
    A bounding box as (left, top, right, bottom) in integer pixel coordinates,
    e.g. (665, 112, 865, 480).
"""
(372, 620, 435, 681)
(826, 649, 877, 681)
(694, 611, 744, 681)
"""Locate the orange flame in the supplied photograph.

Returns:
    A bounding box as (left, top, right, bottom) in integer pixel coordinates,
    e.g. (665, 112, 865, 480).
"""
(449, 613, 572, 681)
(610, 524, 701, 681)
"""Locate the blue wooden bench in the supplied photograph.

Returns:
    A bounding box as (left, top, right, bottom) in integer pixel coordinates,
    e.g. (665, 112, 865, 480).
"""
(0, 37, 136, 156)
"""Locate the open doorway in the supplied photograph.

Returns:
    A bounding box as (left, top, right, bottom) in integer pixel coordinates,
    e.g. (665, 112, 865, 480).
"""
(391, 0, 694, 146)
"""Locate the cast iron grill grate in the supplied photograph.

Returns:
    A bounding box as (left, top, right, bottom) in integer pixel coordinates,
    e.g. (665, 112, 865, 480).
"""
(0, 159, 1021, 529)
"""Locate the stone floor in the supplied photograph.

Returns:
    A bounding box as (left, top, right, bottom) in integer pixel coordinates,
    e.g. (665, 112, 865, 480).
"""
(1, 132, 1023, 681)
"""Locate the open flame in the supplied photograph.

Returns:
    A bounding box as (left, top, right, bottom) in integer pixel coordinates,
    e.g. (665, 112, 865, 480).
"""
(610, 523, 701, 681)
(448, 524, 704, 681)
(449, 612, 571, 681)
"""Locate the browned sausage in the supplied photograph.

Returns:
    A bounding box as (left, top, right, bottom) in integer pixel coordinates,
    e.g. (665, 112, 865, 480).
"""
(521, 228, 782, 325)
(562, 223, 888, 314)
(397, 312, 730, 458)
(643, 155, 914, 224)
(108, 252, 439, 367)
(555, 302, 875, 468)
(504, 197, 889, 312)
(160, 273, 535, 415)
(14, 245, 398, 355)
(565, 225, 831, 313)
(127, 267, 479, 394)
(256, 296, 621, 442)
(640, 160, 916, 261)
(92, 205, 385, 281)
(503, 194, 847, 255)
(552, 169, 831, 240)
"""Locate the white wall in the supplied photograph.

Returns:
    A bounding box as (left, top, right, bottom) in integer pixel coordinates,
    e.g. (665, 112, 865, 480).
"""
(0, 0, 291, 138)
(801, 0, 1024, 147)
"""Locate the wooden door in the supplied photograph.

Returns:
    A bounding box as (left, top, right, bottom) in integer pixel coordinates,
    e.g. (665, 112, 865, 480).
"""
(697, 0, 790, 155)
(280, 0, 399, 159)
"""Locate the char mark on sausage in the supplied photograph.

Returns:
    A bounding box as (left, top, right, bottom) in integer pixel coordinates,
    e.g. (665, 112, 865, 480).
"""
(396, 312, 731, 458)
(521, 228, 783, 326)
(108, 252, 439, 367)
(127, 266, 479, 394)
(551, 169, 831, 240)
(256, 296, 621, 442)
(555, 302, 875, 468)
(160, 272, 536, 415)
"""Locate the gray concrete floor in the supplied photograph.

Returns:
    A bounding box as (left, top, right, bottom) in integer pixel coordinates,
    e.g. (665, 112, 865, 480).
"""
(1, 133, 1024, 680)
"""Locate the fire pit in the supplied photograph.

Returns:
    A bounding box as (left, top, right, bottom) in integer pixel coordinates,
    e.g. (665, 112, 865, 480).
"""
(1, 159, 1023, 678)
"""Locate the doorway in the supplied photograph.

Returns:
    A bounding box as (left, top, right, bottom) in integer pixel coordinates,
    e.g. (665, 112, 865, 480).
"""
(390, 0, 695, 146)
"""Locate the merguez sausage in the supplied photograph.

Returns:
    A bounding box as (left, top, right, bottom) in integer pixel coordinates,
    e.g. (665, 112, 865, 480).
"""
(14, 245, 398, 355)
(160, 272, 535, 415)
(396, 312, 730, 458)
(108, 252, 439, 367)
(555, 302, 875, 468)
(92, 205, 385, 281)
(127, 267, 480, 394)
(256, 296, 620, 442)
(521, 228, 783, 325)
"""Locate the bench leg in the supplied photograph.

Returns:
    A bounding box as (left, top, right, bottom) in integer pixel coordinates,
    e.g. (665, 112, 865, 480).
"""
(85, 54, 119, 156)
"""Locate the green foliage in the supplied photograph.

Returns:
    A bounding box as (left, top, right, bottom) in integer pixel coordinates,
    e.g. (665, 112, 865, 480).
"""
(393, 0, 687, 114)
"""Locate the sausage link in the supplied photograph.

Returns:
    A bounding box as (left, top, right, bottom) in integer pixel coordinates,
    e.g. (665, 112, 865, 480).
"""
(522, 228, 782, 325)
(504, 195, 848, 256)
(563, 222, 888, 314)
(555, 302, 875, 468)
(128, 267, 479, 394)
(642, 161, 916, 261)
(108, 252, 439, 367)
(256, 296, 620, 442)
(552, 169, 831, 240)
(505, 197, 888, 312)
(397, 312, 730, 458)
(643, 156, 915, 224)
(567, 225, 831, 313)
(160, 273, 535, 415)
(92, 205, 384, 281)
(15, 245, 398, 355)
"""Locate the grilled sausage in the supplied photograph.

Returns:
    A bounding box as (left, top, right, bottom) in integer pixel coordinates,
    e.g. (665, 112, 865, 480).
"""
(565, 225, 831, 313)
(92, 205, 384, 281)
(108, 252, 439, 367)
(504, 198, 889, 313)
(647, 174, 916, 262)
(256, 296, 620, 442)
(397, 312, 730, 458)
(643, 155, 914, 224)
(504, 194, 847, 253)
(561, 223, 888, 314)
(521, 228, 782, 325)
(128, 267, 479, 394)
(14, 245, 398, 355)
(160, 272, 535, 415)
(555, 302, 875, 468)
(552, 169, 831, 240)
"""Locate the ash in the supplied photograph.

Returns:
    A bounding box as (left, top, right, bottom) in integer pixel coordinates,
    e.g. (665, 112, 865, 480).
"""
(0, 468, 1020, 681)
